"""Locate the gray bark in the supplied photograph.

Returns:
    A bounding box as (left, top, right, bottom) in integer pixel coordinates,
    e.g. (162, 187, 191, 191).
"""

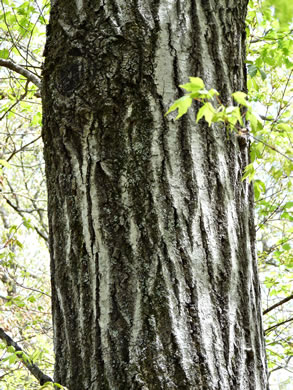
(42, 1, 268, 389)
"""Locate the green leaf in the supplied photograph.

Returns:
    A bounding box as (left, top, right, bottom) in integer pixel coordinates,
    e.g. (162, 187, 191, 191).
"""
(254, 179, 266, 200)
(259, 68, 267, 80)
(9, 353, 18, 364)
(280, 211, 292, 220)
(41, 383, 67, 390)
(282, 243, 291, 251)
(232, 91, 249, 107)
(211, 110, 226, 123)
(196, 102, 216, 126)
(23, 218, 33, 229)
(180, 77, 205, 92)
(255, 179, 266, 192)
(277, 123, 291, 132)
(165, 96, 193, 119)
(30, 111, 42, 126)
(242, 163, 255, 182)
(254, 183, 261, 200)
(246, 111, 262, 132)
(227, 106, 243, 126)
(265, 0, 293, 27)
(0, 49, 9, 59)
(207, 88, 219, 98)
(27, 296, 36, 303)
(54, 384, 67, 389)
(284, 58, 293, 69)
(0, 159, 12, 168)
(248, 64, 258, 78)
(9, 225, 17, 234)
(15, 240, 23, 249)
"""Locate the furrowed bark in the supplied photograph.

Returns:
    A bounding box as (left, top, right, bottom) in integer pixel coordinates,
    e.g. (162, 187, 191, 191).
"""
(42, 0, 268, 389)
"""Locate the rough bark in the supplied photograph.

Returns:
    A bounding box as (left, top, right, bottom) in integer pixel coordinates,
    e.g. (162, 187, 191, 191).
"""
(42, 1, 268, 389)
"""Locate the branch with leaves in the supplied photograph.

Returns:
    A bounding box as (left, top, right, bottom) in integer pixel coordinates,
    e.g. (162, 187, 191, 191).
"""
(0, 327, 53, 385)
(166, 77, 293, 163)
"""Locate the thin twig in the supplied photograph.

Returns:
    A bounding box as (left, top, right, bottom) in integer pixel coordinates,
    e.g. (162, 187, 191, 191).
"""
(0, 79, 30, 121)
(8, 278, 51, 298)
(7, 136, 42, 162)
(265, 317, 293, 334)
(4, 197, 48, 242)
(256, 195, 287, 232)
(250, 134, 293, 163)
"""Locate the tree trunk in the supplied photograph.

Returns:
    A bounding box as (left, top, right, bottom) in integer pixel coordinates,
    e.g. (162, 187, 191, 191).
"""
(42, 1, 268, 389)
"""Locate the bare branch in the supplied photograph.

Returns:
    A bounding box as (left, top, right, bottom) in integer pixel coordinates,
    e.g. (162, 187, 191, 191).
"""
(6, 275, 51, 298)
(7, 135, 42, 162)
(265, 317, 293, 334)
(0, 59, 41, 89)
(0, 327, 53, 385)
(250, 134, 293, 163)
(263, 294, 293, 315)
(4, 197, 48, 243)
(0, 79, 29, 121)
